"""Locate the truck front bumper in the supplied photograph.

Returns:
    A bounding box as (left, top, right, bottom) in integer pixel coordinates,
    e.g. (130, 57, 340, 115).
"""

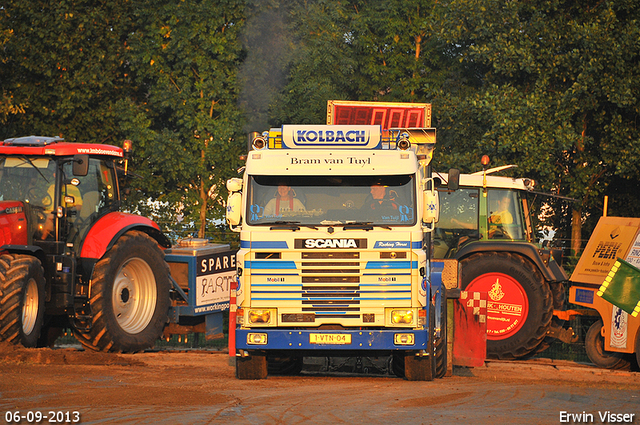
(236, 328, 428, 352)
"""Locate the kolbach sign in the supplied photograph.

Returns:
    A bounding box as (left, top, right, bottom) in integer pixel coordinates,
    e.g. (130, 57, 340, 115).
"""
(281, 125, 382, 149)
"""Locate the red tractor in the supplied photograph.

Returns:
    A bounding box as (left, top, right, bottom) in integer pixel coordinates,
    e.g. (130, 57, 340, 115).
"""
(0, 136, 172, 351)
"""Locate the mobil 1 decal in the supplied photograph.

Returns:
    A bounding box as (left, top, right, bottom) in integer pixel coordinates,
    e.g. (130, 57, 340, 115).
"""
(197, 251, 236, 308)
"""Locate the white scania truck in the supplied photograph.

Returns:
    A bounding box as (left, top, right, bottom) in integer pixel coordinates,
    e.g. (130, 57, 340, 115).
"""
(226, 124, 458, 380)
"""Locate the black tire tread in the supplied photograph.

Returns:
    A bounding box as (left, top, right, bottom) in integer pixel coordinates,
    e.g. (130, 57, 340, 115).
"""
(585, 320, 630, 370)
(0, 254, 45, 347)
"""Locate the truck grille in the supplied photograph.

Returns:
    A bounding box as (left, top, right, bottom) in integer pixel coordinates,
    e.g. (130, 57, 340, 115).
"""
(249, 250, 414, 323)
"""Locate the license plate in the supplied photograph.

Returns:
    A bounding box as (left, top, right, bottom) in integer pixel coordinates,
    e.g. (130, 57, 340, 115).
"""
(309, 333, 352, 345)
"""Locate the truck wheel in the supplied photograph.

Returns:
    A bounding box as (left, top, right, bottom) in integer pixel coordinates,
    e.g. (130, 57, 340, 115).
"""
(585, 320, 629, 370)
(237, 352, 268, 379)
(267, 355, 303, 375)
(73, 231, 170, 352)
(0, 254, 45, 347)
(405, 306, 436, 381)
(434, 289, 447, 379)
(461, 252, 553, 359)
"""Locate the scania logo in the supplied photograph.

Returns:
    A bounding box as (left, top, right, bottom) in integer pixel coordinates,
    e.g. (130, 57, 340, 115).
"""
(294, 238, 367, 249)
(305, 239, 357, 249)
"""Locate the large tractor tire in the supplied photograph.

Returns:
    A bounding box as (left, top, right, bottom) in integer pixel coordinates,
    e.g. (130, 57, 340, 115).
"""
(0, 254, 45, 347)
(461, 252, 553, 359)
(73, 231, 170, 352)
(584, 320, 630, 370)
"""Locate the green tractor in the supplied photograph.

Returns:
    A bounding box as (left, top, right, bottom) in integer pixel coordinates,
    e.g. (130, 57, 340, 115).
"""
(434, 163, 570, 359)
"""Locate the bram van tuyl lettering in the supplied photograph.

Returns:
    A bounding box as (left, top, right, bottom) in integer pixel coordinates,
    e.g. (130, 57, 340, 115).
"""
(559, 411, 636, 423)
(290, 157, 372, 166)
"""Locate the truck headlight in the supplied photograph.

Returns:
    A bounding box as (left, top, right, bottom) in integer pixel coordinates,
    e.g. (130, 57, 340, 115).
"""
(391, 310, 414, 324)
(248, 309, 274, 324)
(247, 333, 268, 345)
(394, 333, 415, 345)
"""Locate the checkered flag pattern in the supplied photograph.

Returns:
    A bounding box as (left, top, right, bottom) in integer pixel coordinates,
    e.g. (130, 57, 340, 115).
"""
(460, 290, 487, 323)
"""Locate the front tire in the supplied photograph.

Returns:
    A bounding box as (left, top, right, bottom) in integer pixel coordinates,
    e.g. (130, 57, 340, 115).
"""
(237, 352, 268, 379)
(0, 254, 45, 347)
(461, 252, 553, 359)
(585, 320, 629, 370)
(73, 231, 170, 352)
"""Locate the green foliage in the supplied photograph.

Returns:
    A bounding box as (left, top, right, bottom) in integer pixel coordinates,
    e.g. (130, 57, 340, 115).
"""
(0, 0, 137, 142)
(118, 0, 246, 239)
(432, 0, 640, 238)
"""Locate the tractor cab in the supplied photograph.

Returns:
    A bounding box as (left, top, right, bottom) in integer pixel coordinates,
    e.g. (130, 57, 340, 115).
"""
(0, 137, 121, 254)
(433, 174, 532, 259)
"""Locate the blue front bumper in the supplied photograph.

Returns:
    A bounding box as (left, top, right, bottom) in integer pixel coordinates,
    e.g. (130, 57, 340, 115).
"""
(236, 328, 428, 351)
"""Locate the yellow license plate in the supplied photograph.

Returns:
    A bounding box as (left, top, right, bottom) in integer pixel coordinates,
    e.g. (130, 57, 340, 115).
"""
(309, 333, 352, 345)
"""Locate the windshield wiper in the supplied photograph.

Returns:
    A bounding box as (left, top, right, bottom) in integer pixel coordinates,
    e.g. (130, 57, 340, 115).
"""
(343, 221, 393, 230)
(19, 156, 50, 183)
(343, 221, 374, 230)
(268, 221, 301, 231)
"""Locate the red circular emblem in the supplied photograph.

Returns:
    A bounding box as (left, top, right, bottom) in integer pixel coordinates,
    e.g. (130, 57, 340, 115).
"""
(467, 273, 528, 340)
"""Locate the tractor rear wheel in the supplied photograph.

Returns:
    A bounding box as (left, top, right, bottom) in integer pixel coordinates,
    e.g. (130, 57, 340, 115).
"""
(0, 254, 45, 347)
(73, 231, 170, 352)
(461, 252, 553, 359)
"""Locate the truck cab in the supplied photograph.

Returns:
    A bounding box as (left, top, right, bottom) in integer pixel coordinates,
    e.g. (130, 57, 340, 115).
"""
(227, 125, 456, 380)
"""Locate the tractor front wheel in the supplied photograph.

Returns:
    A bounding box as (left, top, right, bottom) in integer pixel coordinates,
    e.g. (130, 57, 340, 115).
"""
(585, 320, 629, 370)
(0, 254, 45, 347)
(73, 231, 170, 352)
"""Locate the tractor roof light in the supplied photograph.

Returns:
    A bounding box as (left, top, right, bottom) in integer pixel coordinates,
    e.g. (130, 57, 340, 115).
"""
(523, 178, 536, 190)
(123, 139, 133, 154)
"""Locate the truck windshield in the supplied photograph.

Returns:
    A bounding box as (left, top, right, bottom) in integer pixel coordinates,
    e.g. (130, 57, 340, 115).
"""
(246, 175, 416, 226)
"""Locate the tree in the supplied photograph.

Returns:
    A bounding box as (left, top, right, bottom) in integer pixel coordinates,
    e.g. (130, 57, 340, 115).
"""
(269, 0, 455, 125)
(118, 0, 246, 239)
(0, 0, 137, 142)
(433, 0, 640, 254)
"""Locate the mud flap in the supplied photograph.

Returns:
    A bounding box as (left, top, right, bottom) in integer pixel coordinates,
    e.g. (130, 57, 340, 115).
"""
(453, 291, 487, 367)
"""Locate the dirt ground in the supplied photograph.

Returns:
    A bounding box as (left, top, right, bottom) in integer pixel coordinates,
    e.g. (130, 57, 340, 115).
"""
(1, 342, 639, 425)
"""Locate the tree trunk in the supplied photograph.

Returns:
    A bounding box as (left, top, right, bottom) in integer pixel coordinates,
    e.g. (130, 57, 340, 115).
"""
(198, 179, 208, 239)
(571, 208, 582, 257)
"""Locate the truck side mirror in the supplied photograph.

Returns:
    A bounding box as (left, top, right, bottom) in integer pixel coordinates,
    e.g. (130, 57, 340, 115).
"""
(423, 190, 440, 224)
(226, 192, 242, 227)
(447, 168, 460, 191)
(227, 178, 243, 192)
(73, 154, 90, 176)
(422, 177, 439, 227)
